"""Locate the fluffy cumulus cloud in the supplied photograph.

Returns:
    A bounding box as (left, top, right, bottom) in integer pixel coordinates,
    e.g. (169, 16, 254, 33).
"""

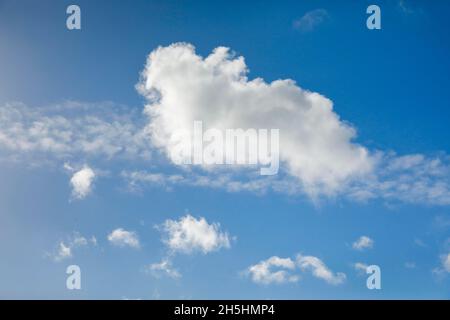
(352, 236, 374, 251)
(296, 255, 346, 285)
(160, 214, 231, 254)
(135, 43, 450, 204)
(138, 43, 374, 197)
(246, 256, 299, 285)
(245, 254, 345, 285)
(70, 165, 96, 200)
(148, 214, 232, 279)
(107, 228, 140, 249)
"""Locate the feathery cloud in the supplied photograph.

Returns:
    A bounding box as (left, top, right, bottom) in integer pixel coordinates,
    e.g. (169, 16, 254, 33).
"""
(293, 9, 329, 32)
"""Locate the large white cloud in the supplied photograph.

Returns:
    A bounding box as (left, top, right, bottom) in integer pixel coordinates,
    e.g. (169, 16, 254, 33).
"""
(138, 43, 374, 197)
(70, 165, 96, 200)
(2, 45, 450, 205)
(160, 214, 231, 254)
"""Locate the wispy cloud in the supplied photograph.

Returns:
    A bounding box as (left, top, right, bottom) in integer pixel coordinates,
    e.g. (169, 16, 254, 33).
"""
(122, 151, 450, 206)
(0, 101, 151, 165)
(353, 262, 369, 276)
(147, 258, 181, 279)
(297, 254, 346, 285)
(398, 0, 414, 15)
(293, 9, 329, 32)
(50, 232, 96, 262)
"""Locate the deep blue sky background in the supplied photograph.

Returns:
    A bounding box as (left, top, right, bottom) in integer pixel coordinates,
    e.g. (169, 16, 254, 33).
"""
(0, 0, 449, 299)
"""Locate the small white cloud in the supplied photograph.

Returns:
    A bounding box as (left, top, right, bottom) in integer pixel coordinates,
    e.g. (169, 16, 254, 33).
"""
(405, 262, 416, 269)
(297, 255, 346, 285)
(293, 9, 329, 32)
(54, 242, 72, 261)
(160, 214, 231, 254)
(245, 254, 344, 286)
(352, 236, 374, 251)
(353, 262, 369, 277)
(72, 234, 88, 246)
(63, 162, 74, 172)
(70, 165, 95, 199)
(148, 258, 181, 279)
(51, 232, 94, 262)
(148, 214, 232, 279)
(397, 0, 422, 15)
(107, 228, 140, 249)
(246, 256, 299, 285)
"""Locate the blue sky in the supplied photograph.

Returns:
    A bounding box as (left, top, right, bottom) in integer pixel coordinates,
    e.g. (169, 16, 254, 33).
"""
(1, 0, 450, 299)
